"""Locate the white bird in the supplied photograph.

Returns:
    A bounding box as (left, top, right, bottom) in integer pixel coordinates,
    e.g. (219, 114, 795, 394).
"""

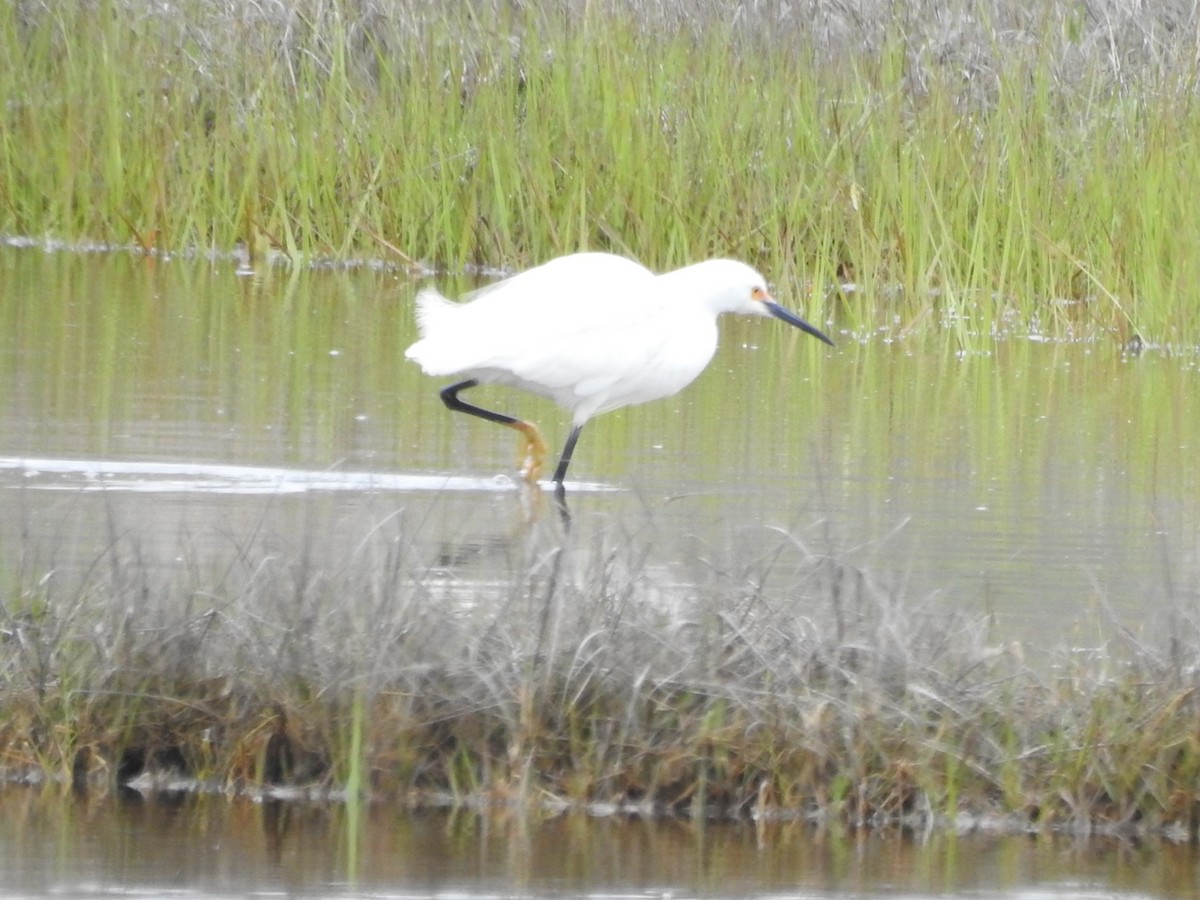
(405, 252, 834, 485)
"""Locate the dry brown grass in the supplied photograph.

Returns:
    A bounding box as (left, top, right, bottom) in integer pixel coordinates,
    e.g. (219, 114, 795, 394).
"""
(4, 507, 1200, 835)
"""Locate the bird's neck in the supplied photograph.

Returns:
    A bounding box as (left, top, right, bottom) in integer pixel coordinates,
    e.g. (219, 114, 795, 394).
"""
(654, 265, 731, 316)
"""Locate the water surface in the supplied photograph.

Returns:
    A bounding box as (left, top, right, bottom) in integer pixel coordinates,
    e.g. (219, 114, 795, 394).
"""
(2, 785, 1197, 898)
(1, 246, 1196, 647)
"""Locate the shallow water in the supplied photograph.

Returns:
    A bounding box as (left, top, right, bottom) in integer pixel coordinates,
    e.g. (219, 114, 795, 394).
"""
(2, 784, 1198, 899)
(3, 245, 1200, 896)
(1, 246, 1197, 647)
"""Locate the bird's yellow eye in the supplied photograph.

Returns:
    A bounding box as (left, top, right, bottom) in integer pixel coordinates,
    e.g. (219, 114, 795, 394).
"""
(751, 286, 768, 301)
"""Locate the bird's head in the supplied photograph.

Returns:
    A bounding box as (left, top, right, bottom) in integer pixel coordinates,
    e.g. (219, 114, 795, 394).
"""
(687, 259, 835, 347)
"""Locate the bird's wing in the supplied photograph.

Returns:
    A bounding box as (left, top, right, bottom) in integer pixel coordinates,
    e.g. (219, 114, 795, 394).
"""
(503, 298, 696, 417)
(409, 254, 660, 379)
(461, 253, 652, 308)
(462, 253, 654, 332)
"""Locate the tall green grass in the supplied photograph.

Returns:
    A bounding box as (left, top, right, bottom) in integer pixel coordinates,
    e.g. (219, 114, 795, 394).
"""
(3, 1, 1200, 344)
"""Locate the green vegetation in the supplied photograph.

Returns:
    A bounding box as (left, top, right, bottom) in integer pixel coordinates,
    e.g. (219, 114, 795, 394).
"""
(3, 0, 1200, 345)
(2, 510, 1200, 837)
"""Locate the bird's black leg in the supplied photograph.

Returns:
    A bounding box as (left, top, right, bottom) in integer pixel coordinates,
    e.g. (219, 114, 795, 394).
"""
(551, 424, 584, 485)
(441, 380, 513, 426)
(552, 480, 571, 530)
(440, 380, 548, 481)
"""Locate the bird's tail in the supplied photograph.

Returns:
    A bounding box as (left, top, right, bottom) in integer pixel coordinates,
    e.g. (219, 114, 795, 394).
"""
(411, 287, 453, 339)
(404, 288, 461, 372)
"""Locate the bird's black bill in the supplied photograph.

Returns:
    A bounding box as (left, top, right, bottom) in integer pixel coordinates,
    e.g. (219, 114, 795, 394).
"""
(765, 301, 835, 347)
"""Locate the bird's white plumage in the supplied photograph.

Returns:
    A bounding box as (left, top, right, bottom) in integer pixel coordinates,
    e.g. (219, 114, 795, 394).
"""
(405, 252, 833, 483)
(407, 254, 654, 410)
(405, 253, 780, 425)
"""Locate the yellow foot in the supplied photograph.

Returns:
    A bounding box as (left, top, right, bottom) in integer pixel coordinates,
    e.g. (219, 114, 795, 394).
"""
(511, 420, 548, 483)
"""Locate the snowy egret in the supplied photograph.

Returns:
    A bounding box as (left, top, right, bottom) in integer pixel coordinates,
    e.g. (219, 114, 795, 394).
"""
(405, 253, 834, 485)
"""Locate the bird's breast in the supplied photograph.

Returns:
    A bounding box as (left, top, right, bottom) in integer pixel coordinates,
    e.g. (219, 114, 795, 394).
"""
(582, 316, 719, 418)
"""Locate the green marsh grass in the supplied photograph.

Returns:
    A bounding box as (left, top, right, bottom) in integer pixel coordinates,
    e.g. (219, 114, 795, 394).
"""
(4, 1, 1200, 345)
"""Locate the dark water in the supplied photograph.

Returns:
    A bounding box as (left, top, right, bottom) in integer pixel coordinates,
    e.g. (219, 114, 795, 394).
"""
(1, 785, 1196, 898)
